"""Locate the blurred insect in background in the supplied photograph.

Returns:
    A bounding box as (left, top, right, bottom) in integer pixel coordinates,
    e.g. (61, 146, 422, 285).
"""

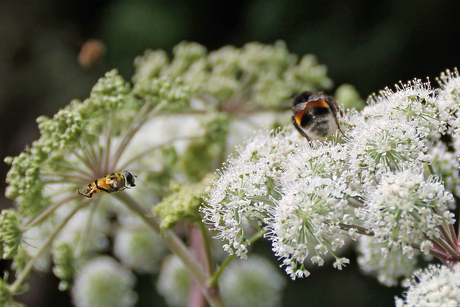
(78, 39, 106, 68)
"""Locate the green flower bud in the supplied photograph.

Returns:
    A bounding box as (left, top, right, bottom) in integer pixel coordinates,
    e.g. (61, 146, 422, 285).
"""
(0, 209, 22, 259)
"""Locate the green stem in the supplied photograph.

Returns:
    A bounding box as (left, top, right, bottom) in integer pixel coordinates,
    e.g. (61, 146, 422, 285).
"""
(10, 200, 88, 294)
(410, 242, 450, 261)
(209, 255, 236, 289)
(114, 192, 226, 307)
(338, 223, 374, 236)
(53, 162, 94, 179)
(40, 172, 90, 182)
(22, 194, 79, 231)
(346, 197, 364, 208)
(81, 141, 101, 176)
(103, 111, 114, 175)
(110, 100, 157, 171)
(74, 198, 100, 258)
(72, 148, 96, 176)
(209, 230, 266, 288)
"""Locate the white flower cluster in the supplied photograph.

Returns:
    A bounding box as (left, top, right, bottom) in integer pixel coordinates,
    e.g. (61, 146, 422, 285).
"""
(203, 69, 460, 281)
(357, 236, 419, 287)
(266, 175, 352, 279)
(395, 263, 460, 307)
(356, 166, 455, 258)
(202, 130, 298, 259)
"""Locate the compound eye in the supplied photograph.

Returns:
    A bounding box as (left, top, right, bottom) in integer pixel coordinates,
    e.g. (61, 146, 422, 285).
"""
(124, 171, 136, 187)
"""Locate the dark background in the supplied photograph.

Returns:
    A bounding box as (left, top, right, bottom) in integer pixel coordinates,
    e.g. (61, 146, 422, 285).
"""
(1, 0, 458, 306)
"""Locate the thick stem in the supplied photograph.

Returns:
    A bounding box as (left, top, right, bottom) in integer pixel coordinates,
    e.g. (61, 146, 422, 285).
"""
(188, 226, 207, 307)
(114, 192, 226, 307)
(199, 222, 215, 277)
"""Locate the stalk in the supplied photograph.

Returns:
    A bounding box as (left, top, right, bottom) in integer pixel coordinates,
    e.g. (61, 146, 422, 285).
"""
(114, 193, 226, 307)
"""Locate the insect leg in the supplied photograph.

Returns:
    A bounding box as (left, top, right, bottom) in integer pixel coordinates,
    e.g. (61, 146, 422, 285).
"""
(292, 115, 312, 141)
(77, 190, 92, 198)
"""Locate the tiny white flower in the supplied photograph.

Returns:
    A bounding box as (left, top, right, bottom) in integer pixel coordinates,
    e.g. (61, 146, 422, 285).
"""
(333, 257, 350, 270)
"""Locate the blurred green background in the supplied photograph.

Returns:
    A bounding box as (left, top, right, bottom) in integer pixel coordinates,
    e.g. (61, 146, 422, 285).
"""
(1, 0, 458, 305)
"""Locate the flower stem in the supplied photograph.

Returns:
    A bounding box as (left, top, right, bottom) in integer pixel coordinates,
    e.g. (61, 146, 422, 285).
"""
(114, 192, 226, 307)
(431, 236, 460, 259)
(111, 100, 165, 171)
(117, 134, 205, 171)
(339, 223, 374, 236)
(209, 254, 236, 289)
(22, 194, 79, 231)
(209, 230, 265, 289)
(74, 198, 100, 258)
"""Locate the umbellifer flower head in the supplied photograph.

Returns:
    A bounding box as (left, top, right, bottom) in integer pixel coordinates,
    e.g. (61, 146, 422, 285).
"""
(395, 262, 460, 307)
(356, 165, 455, 258)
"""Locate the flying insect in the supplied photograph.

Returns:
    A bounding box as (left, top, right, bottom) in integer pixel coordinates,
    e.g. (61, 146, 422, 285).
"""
(77, 171, 137, 198)
(292, 91, 345, 141)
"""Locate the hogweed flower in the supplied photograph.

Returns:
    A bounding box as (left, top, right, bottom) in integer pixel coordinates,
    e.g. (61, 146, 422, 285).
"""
(266, 175, 352, 279)
(201, 130, 299, 259)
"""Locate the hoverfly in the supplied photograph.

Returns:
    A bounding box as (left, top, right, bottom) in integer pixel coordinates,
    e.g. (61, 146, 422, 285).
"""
(77, 171, 136, 198)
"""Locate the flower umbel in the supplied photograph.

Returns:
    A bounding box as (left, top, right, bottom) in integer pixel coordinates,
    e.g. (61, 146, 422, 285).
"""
(356, 165, 455, 259)
(395, 263, 460, 306)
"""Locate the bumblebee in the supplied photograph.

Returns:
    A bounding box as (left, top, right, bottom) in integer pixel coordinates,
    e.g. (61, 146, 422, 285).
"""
(77, 171, 137, 198)
(292, 91, 345, 141)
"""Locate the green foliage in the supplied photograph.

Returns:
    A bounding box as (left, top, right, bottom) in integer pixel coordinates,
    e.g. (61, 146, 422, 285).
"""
(153, 175, 214, 229)
(134, 41, 333, 109)
(181, 112, 229, 182)
(0, 274, 24, 307)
